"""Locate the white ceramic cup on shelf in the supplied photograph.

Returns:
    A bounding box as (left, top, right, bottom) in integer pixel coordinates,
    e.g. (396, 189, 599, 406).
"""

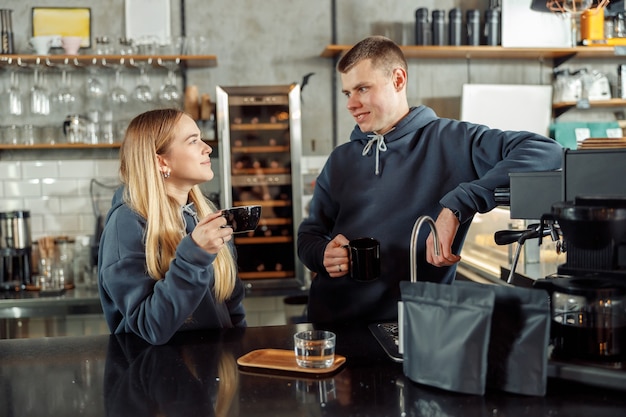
(29, 36, 52, 55)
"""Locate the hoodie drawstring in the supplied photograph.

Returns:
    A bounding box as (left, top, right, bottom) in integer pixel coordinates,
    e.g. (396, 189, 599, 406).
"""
(362, 133, 388, 175)
(182, 202, 199, 225)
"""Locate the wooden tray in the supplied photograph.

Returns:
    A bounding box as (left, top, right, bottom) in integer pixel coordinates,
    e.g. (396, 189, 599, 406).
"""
(237, 349, 346, 376)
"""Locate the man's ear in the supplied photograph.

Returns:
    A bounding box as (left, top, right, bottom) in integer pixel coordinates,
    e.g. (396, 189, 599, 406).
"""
(392, 67, 407, 91)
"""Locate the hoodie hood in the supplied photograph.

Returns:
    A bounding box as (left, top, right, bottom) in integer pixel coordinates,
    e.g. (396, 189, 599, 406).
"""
(107, 186, 197, 234)
(349, 106, 439, 175)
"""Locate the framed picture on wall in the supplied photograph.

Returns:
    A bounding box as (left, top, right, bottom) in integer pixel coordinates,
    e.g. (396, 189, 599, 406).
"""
(31, 7, 92, 48)
(124, 0, 171, 44)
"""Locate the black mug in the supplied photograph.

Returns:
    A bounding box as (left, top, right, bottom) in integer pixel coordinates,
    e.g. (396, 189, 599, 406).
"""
(348, 237, 380, 282)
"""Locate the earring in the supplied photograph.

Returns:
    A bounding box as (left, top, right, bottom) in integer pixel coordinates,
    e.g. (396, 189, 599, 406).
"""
(162, 169, 171, 179)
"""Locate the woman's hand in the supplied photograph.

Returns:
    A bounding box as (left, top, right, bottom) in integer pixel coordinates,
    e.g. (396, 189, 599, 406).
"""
(191, 212, 233, 254)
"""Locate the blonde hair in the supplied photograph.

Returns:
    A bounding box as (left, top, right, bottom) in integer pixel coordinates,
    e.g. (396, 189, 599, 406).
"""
(119, 109, 237, 302)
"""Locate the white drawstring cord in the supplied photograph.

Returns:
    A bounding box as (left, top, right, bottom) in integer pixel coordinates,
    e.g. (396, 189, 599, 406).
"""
(362, 133, 388, 175)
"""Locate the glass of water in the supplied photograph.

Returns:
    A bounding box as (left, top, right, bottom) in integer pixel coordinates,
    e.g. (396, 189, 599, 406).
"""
(294, 330, 336, 369)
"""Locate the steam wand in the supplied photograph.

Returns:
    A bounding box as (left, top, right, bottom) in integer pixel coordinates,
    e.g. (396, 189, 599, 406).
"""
(494, 222, 560, 284)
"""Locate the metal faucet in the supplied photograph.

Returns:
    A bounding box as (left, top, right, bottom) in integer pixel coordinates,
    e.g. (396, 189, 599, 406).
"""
(410, 215, 441, 283)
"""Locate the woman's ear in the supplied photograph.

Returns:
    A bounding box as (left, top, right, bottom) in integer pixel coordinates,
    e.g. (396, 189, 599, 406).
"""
(156, 154, 167, 172)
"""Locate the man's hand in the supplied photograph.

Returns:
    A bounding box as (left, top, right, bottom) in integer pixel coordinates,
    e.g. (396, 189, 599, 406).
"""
(426, 208, 461, 267)
(323, 234, 350, 277)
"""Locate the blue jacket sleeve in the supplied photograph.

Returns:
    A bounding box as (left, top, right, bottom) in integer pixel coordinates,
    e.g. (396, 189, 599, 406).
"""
(98, 205, 236, 345)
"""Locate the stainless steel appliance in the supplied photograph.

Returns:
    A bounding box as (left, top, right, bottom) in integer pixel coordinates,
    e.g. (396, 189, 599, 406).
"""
(216, 84, 304, 290)
(0, 210, 33, 291)
(502, 148, 626, 388)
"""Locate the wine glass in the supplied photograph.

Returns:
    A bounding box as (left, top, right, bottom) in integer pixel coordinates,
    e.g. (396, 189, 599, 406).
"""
(85, 59, 106, 114)
(107, 64, 132, 142)
(52, 65, 81, 117)
(29, 60, 50, 118)
(157, 57, 182, 108)
(2, 60, 24, 117)
(130, 57, 154, 113)
(109, 67, 129, 107)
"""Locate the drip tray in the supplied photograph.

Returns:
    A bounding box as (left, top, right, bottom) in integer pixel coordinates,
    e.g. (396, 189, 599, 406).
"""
(369, 321, 626, 391)
(548, 354, 626, 391)
(369, 322, 402, 362)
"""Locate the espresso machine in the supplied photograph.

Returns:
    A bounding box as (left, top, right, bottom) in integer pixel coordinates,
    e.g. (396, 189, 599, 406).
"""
(0, 210, 33, 291)
(505, 148, 626, 386)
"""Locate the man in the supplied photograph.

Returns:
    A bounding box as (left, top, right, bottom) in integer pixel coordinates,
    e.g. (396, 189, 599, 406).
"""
(297, 36, 562, 324)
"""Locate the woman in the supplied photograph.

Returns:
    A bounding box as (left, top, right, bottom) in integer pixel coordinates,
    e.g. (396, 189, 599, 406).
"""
(98, 108, 246, 345)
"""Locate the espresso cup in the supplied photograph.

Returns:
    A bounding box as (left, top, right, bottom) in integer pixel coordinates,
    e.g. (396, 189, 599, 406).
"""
(61, 36, 83, 55)
(221, 205, 262, 234)
(30, 36, 52, 55)
(348, 237, 380, 282)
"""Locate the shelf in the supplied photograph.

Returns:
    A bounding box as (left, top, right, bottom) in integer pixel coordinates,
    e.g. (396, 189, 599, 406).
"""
(232, 146, 290, 153)
(552, 98, 626, 117)
(321, 45, 625, 63)
(232, 168, 290, 175)
(0, 54, 217, 68)
(231, 123, 289, 131)
(258, 218, 292, 226)
(234, 236, 293, 244)
(234, 200, 291, 207)
(0, 143, 121, 150)
(553, 98, 626, 109)
(239, 271, 295, 280)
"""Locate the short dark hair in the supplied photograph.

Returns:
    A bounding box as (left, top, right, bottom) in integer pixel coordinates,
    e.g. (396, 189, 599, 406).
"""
(337, 36, 408, 76)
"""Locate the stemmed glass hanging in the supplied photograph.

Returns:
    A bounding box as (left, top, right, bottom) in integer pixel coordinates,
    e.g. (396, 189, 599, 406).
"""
(129, 57, 154, 114)
(157, 57, 182, 108)
(52, 59, 81, 117)
(29, 58, 50, 118)
(1, 57, 25, 117)
(106, 59, 131, 142)
(157, 37, 183, 109)
(85, 57, 106, 116)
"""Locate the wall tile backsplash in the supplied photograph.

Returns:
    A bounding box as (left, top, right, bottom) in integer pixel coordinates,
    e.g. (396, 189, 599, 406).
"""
(0, 159, 120, 240)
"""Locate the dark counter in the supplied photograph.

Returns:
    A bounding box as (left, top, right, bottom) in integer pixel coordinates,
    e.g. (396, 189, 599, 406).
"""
(0, 324, 625, 417)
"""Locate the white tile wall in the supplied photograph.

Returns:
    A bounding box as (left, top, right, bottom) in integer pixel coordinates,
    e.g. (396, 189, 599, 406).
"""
(0, 159, 120, 240)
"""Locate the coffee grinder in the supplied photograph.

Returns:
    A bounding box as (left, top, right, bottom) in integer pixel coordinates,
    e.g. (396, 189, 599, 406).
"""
(0, 210, 33, 291)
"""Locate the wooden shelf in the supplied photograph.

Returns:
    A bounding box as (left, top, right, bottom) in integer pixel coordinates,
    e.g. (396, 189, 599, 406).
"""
(0, 54, 217, 68)
(321, 45, 625, 62)
(258, 218, 292, 226)
(552, 98, 626, 117)
(232, 167, 290, 175)
(239, 270, 295, 280)
(0, 143, 121, 150)
(232, 145, 290, 153)
(234, 200, 291, 207)
(235, 236, 293, 244)
(231, 123, 288, 131)
(553, 98, 626, 109)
